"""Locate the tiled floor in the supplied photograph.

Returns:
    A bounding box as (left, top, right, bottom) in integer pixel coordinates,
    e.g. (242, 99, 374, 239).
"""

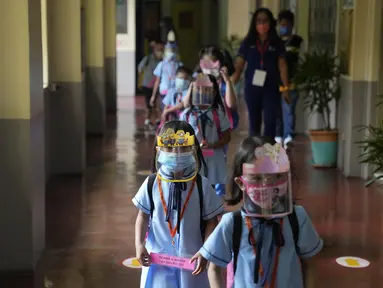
(1, 96, 382, 287)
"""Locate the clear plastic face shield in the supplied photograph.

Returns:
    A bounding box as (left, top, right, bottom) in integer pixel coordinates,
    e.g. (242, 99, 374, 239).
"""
(156, 128, 199, 182)
(164, 43, 178, 60)
(192, 74, 214, 109)
(200, 59, 221, 79)
(239, 144, 293, 218)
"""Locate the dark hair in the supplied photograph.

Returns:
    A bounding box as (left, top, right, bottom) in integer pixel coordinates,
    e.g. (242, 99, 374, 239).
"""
(152, 120, 207, 176)
(176, 66, 192, 76)
(187, 74, 225, 111)
(278, 9, 295, 26)
(226, 137, 276, 205)
(195, 45, 235, 76)
(245, 8, 279, 46)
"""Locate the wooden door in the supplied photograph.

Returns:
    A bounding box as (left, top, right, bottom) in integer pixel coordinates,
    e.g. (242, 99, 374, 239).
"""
(172, 0, 202, 69)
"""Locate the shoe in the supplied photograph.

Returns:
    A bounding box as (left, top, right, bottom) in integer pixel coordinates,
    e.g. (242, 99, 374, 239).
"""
(144, 119, 151, 126)
(275, 137, 283, 144)
(284, 136, 293, 149)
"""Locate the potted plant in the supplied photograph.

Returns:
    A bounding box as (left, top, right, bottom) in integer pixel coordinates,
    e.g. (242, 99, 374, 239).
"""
(357, 98, 383, 187)
(221, 34, 243, 58)
(293, 50, 341, 167)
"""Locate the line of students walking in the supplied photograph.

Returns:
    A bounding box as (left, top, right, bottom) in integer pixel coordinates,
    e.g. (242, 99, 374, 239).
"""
(135, 8, 321, 288)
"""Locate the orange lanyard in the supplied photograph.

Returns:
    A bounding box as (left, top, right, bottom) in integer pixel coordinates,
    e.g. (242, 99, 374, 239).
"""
(157, 177, 196, 243)
(245, 217, 283, 288)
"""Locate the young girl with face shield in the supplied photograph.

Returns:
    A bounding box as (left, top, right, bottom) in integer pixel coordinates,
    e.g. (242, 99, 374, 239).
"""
(186, 46, 239, 130)
(150, 42, 183, 122)
(190, 137, 323, 288)
(179, 74, 232, 196)
(133, 120, 224, 288)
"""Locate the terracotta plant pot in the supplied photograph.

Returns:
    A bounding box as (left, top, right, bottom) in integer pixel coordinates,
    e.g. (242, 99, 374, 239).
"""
(309, 130, 338, 168)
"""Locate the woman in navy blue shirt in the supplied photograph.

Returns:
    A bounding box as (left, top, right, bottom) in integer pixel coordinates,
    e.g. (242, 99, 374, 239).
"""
(232, 8, 290, 138)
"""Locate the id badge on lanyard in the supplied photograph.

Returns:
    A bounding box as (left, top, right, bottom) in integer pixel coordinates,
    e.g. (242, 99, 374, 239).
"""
(252, 40, 269, 87)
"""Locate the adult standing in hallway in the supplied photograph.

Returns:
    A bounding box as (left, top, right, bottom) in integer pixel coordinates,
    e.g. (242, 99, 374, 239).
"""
(275, 10, 303, 148)
(232, 8, 290, 138)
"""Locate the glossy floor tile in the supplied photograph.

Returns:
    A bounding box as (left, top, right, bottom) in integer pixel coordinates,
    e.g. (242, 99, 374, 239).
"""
(1, 96, 382, 288)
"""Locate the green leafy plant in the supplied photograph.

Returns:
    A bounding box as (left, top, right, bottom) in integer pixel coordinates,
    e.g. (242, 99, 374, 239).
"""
(293, 50, 341, 131)
(221, 34, 243, 59)
(357, 97, 383, 187)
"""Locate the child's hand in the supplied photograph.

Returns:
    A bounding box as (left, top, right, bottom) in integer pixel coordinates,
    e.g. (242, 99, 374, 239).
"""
(150, 96, 156, 107)
(136, 244, 151, 267)
(190, 252, 208, 275)
(200, 140, 209, 149)
(220, 67, 230, 83)
(161, 109, 169, 121)
(282, 91, 290, 104)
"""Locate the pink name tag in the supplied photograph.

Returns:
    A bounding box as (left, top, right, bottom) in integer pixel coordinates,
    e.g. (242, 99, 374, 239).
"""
(150, 253, 195, 271)
(202, 149, 214, 157)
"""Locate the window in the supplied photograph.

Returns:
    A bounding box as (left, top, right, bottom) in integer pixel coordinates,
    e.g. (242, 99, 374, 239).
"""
(117, 0, 128, 34)
(41, 0, 48, 88)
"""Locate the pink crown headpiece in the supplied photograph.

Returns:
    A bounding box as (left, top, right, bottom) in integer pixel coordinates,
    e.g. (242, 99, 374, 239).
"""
(200, 59, 220, 70)
(193, 74, 213, 87)
(242, 143, 290, 174)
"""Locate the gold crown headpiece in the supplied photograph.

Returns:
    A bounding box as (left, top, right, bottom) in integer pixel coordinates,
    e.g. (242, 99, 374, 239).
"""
(157, 128, 195, 147)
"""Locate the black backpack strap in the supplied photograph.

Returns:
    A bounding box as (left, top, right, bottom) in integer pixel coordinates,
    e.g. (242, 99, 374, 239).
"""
(288, 206, 300, 252)
(232, 211, 242, 275)
(147, 173, 157, 218)
(288, 206, 307, 286)
(196, 174, 205, 240)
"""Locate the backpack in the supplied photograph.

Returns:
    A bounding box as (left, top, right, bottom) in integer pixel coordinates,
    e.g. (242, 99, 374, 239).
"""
(232, 206, 306, 284)
(146, 173, 206, 239)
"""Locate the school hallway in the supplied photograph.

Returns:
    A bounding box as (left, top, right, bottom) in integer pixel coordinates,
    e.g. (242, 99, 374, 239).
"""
(0, 95, 381, 288)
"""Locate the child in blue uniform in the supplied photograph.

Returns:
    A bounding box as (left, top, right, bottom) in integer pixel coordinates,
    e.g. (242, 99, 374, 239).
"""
(151, 42, 183, 122)
(188, 46, 239, 130)
(180, 74, 231, 196)
(161, 66, 192, 121)
(133, 120, 223, 288)
(191, 137, 323, 287)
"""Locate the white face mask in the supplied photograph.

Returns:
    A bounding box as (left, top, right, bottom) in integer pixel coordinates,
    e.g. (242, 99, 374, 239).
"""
(202, 68, 220, 78)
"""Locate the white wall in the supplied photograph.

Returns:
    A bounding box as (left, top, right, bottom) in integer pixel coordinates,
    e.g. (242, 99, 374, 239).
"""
(116, 0, 136, 97)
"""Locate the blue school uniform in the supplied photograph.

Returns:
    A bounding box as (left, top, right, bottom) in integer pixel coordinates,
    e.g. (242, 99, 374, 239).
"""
(238, 37, 285, 138)
(200, 206, 323, 288)
(133, 175, 224, 288)
(154, 60, 183, 96)
(180, 108, 230, 186)
(163, 88, 188, 107)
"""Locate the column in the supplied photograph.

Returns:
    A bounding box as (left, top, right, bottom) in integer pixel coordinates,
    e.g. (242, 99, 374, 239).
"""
(104, 0, 117, 113)
(338, 0, 382, 177)
(84, 0, 106, 135)
(261, 0, 281, 17)
(116, 0, 136, 97)
(294, 0, 310, 134)
(47, 0, 85, 175)
(227, 0, 252, 38)
(0, 0, 45, 270)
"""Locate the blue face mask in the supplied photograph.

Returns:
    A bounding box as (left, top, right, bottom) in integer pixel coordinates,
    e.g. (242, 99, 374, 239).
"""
(157, 152, 196, 173)
(175, 78, 190, 91)
(279, 26, 289, 36)
(165, 51, 176, 60)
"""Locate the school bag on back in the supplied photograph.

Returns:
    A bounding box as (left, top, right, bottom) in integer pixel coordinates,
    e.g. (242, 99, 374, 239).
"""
(231, 206, 307, 286)
(146, 173, 206, 239)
